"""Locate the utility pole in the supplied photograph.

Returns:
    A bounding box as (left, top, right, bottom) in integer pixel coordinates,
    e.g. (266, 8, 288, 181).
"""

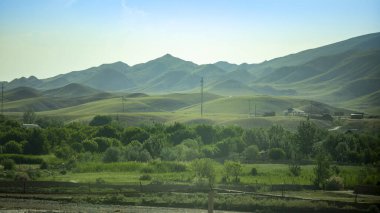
(248, 100, 251, 117)
(121, 96, 125, 113)
(255, 104, 257, 117)
(201, 77, 204, 117)
(1, 83, 3, 115)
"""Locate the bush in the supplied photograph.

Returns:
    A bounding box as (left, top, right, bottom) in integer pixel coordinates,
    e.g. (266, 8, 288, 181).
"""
(250, 167, 258, 176)
(224, 161, 242, 183)
(96, 178, 106, 184)
(102, 147, 121, 163)
(83, 139, 98, 153)
(268, 148, 285, 160)
(0, 154, 44, 164)
(14, 172, 31, 181)
(289, 162, 301, 176)
(149, 161, 187, 173)
(141, 167, 154, 173)
(40, 161, 49, 170)
(4, 140, 23, 154)
(139, 174, 152, 181)
(325, 176, 344, 190)
(243, 145, 259, 162)
(1, 159, 16, 170)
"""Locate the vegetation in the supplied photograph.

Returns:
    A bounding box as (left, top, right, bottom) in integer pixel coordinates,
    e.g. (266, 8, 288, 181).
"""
(0, 113, 379, 211)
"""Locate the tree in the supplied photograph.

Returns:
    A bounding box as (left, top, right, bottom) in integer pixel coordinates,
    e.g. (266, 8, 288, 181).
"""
(4, 140, 23, 154)
(96, 125, 119, 139)
(242, 128, 268, 150)
(1, 159, 16, 170)
(296, 121, 319, 157)
(215, 138, 237, 157)
(268, 148, 285, 161)
(82, 139, 98, 153)
(89, 115, 112, 126)
(143, 135, 164, 158)
(267, 125, 285, 148)
(313, 152, 331, 189)
(195, 124, 216, 144)
(94, 137, 113, 152)
(103, 147, 121, 163)
(191, 158, 216, 187)
(23, 109, 36, 124)
(124, 140, 152, 162)
(24, 129, 48, 154)
(122, 127, 149, 145)
(224, 161, 242, 183)
(169, 128, 196, 145)
(243, 145, 259, 162)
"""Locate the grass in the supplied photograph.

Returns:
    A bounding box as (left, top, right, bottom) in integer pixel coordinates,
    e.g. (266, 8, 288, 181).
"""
(36, 162, 364, 189)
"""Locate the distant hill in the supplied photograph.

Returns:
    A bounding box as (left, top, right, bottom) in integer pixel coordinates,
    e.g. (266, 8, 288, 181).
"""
(4, 86, 41, 101)
(3, 83, 113, 112)
(43, 83, 108, 98)
(2, 32, 380, 113)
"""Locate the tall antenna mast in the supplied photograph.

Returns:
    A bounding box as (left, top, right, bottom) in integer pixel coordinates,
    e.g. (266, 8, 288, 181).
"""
(121, 96, 125, 113)
(201, 77, 204, 117)
(1, 83, 3, 115)
(248, 99, 251, 117)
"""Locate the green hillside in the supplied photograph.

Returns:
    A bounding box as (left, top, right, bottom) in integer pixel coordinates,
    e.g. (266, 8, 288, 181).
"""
(4, 86, 41, 101)
(43, 83, 107, 98)
(3, 33, 379, 113)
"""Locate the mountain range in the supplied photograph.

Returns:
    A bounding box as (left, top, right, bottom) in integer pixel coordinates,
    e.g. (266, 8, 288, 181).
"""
(2, 32, 380, 113)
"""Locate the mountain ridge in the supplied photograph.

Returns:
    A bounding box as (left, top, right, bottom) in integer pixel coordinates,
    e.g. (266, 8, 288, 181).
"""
(2, 32, 380, 113)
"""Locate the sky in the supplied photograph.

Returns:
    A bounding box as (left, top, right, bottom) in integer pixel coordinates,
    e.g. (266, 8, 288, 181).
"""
(0, 0, 379, 81)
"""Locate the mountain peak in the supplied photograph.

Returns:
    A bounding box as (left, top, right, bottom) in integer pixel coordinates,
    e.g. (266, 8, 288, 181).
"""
(163, 53, 174, 58)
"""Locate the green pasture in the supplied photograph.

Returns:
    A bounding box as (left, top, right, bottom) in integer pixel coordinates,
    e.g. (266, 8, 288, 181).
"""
(37, 162, 363, 188)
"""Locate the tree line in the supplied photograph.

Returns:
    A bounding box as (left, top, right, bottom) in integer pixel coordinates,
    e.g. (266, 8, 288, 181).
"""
(0, 114, 379, 166)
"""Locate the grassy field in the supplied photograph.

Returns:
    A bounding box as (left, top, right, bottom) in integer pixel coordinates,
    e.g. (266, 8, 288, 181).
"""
(36, 161, 364, 189)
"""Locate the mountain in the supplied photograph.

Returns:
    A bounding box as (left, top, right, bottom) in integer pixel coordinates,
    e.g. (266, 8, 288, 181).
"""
(2, 32, 380, 113)
(256, 32, 380, 70)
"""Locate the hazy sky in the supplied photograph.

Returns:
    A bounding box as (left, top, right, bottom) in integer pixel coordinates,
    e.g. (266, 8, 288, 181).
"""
(1, 0, 379, 81)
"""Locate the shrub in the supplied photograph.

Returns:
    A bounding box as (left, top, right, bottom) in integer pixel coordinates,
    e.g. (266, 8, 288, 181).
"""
(250, 167, 258, 176)
(139, 174, 152, 181)
(325, 176, 344, 190)
(1, 159, 16, 170)
(191, 158, 216, 186)
(224, 161, 242, 183)
(289, 162, 301, 176)
(27, 169, 41, 180)
(14, 172, 31, 181)
(40, 161, 49, 170)
(141, 167, 154, 173)
(268, 148, 285, 160)
(4, 140, 23, 154)
(243, 145, 259, 162)
(96, 178, 106, 184)
(0, 154, 44, 164)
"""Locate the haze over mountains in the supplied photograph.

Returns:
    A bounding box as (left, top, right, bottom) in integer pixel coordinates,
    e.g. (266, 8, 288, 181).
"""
(2, 33, 380, 113)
